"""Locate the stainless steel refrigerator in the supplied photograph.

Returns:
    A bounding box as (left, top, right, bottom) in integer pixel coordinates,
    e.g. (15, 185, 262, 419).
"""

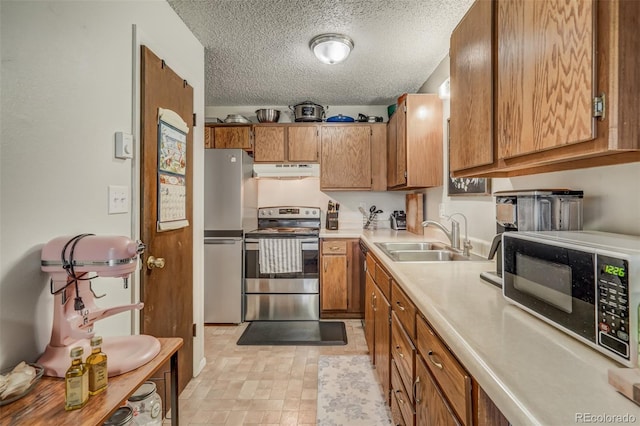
(204, 149, 257, 323)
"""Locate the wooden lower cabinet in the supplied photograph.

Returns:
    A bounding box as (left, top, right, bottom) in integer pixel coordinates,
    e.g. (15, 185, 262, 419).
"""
(365, 272, 376, 357)
(320, 239, 364, 318)
(374, 282, 391, 403)
(392, 359, 415, 425)
(416, 355, 460, 426)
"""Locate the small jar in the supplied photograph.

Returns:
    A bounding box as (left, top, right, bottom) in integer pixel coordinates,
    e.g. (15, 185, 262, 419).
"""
(103, 406, 134, 426)
(127, 381, 162, 426)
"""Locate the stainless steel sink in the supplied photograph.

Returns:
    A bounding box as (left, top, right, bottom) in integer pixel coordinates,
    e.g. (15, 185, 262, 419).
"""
(374, 242, 446, 252)
(374, 242, 488, 263)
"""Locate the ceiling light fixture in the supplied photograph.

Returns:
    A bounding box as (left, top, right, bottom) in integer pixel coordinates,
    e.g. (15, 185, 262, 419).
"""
(310, 33, 354, 65)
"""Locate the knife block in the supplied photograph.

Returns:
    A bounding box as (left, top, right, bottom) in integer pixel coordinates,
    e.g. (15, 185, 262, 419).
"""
(326, 212, 339, 230)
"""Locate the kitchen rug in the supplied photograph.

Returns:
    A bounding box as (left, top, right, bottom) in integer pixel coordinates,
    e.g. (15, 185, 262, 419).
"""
(317, 355, 392, 426)
(236, 321, 347, 346)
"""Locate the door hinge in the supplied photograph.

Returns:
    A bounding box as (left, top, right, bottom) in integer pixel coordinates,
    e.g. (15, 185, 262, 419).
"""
(192, 323, 197, 337)
(593, 93, 605, 120)
(193, 113, 197, 127)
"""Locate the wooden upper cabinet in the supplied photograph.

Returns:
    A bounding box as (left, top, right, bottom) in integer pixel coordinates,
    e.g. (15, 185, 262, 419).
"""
(253, 126, 286, 162)
(497, 0, 595, 159)
(288, 126, 319, 162)
(204, 126, 214, 149)
(386, 112, 399, 185)
(450, 0, 640, 178)
(212, 125, 252, 150)
(449, 0, 494, 172)
(388, 94, 443, 189)
(320, 126, 372, 190)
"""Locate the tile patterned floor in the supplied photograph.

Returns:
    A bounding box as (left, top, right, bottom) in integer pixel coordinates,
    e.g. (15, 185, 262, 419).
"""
(170, 320, 370, 425)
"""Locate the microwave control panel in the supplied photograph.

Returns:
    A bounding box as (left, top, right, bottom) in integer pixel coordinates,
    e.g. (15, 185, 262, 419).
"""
(596, 254, 630, 359)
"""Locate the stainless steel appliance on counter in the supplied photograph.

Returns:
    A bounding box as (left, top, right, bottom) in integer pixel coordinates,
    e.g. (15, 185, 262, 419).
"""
(481, 189, 584, 287)
(244, 207, 321, 321)
(204, 149, 257, 323)
(502, 231, 640, 367)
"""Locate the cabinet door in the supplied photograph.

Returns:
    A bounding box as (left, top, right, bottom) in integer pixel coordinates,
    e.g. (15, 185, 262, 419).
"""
(365, 272, 376, 360)
(449, 0, 494, 171)
(395, 102, 407, 187)
(416, 355, 460, 426)
(321, 255, 348, 310)
(497, 0, 595, 159)
(387, 112, 398, 187)
(204, 127, 214, 149)
(374, 284, 391, 404)
(320, 126, 372, 190)
(288, 126, 319, 162)
(253, 126, 285, 162)
(213, 126, 252, 149)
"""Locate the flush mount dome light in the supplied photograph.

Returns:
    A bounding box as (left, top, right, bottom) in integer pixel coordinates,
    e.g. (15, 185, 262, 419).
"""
(310, 33, 354, 65)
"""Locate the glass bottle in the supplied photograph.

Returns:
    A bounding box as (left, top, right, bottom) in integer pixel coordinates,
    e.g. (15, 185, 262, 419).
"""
(87, 335, 108, 395)
(65, 346, 89, 411)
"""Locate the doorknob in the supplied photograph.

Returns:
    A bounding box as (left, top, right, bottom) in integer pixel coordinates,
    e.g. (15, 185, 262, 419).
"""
(146, 255, 166, 270)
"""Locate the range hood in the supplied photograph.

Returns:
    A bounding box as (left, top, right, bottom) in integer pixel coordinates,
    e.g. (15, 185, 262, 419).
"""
(252, 163, 320, 178)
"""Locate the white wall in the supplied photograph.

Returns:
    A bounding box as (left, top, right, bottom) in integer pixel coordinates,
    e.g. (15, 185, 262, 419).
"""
(0, 0, 206, 375)
(256, 178, 407, 229)
(419, 55, 640, 256)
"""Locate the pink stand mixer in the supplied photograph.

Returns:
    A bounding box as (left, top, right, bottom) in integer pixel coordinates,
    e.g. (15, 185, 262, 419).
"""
(39, 234, 161, 378)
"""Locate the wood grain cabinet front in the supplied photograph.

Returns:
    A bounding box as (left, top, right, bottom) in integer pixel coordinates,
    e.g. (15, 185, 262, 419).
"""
(387, 94, 443, 189)
(253, 124, 320, 163)
(320, 239, 364, 318)
(210, 125, 252, 150)
(449, 0, 640, 178)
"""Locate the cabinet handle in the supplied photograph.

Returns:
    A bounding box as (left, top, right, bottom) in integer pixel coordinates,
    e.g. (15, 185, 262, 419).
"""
(395, 389, 405, 405)
(395, 345, 404, 358)
(427, 350, 443, 369)
(330, 246, 340, 251)
(372, 293, 377, 311)
(395, 301, 406, 311)
(413, 375, 421, 403)
(324, 260, 327, 272)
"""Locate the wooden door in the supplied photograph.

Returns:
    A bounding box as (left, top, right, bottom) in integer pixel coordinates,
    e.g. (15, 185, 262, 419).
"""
(374, 284, 391, 404)
(320, 126, 371, 190)
(288, 126, 319, 162)
(213, 126, 252, 149)
(497, 0, 595, 159)
(253, 126, 285, 162)
(405, 95, 442, 188)
(450, 0, 494, 172)
(395, 101, 407, 187)
(321, 255, 348, 310)
(364, 272, 376, 360)
(346, 239, 364, 316)
(140, 46, 193, 400)
(416, 355, 460, 426)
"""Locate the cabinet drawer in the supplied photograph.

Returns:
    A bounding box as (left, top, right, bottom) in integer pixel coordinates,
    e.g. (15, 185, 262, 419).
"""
(366, 253, 376, 277)
(416, 315, 471, 425)
(392, 312, 416, 404)
(392, 281, 416, 338)
(392, 359, 415, 426)
(375, 263, 391, 300)
(322, 240, 347, 254)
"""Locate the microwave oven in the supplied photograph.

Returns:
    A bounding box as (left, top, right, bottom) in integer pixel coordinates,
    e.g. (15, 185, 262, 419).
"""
(502, 231, 640, 367)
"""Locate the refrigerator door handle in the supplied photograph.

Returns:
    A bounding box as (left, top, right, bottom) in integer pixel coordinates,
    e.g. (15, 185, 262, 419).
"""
(204, 238, 240, 244)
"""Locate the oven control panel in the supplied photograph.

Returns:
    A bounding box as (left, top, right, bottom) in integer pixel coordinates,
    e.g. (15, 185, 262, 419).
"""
(258, 207, 320, 219)
(596, 254, 630, 360)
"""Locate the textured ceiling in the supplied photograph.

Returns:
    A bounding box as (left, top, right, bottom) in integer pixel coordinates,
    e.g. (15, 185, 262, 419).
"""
(168, 0, 474, 106)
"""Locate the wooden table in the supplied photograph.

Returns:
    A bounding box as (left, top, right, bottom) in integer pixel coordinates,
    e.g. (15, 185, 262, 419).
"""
(0, 337, 183, 426)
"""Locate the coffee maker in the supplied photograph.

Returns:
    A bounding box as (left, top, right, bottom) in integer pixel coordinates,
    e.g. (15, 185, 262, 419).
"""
(480, 189, 584, 287)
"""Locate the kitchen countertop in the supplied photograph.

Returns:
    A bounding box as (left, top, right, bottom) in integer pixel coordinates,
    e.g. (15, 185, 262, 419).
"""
(321, 229, 640, 425)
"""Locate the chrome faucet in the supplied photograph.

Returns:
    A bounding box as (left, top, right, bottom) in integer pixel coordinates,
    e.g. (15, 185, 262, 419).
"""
(421, 213, 472, 256)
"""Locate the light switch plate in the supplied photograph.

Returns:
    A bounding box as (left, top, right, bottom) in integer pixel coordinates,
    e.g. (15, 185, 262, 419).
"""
(108, 185, 129, 214)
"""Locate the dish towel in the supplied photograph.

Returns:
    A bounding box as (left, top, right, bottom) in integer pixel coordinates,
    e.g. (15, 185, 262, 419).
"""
(258, 238, 302, 274)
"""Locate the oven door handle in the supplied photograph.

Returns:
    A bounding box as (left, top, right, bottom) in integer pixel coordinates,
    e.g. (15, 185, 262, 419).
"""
(244, 241, 318, 250)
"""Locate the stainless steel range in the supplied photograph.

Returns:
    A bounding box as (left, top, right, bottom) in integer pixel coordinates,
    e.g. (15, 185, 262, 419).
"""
(244, 206, 320, 321)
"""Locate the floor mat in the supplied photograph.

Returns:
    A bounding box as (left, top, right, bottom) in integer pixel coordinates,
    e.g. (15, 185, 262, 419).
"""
(317, 355, 392, 425)
(236, 321, 347, 346)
